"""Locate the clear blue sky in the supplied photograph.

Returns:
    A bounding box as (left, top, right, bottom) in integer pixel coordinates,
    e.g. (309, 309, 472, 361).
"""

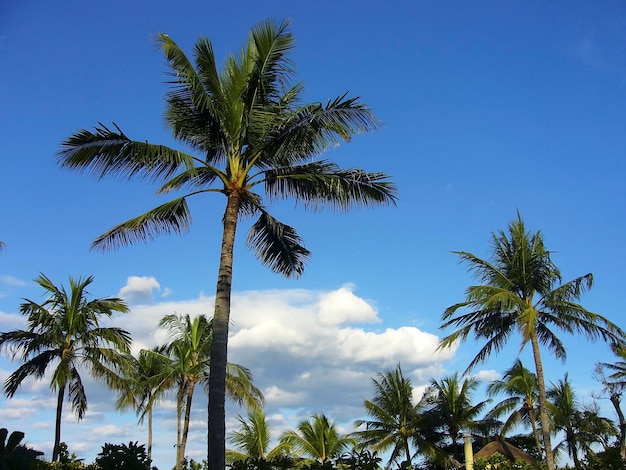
(1, 1, 625, 468)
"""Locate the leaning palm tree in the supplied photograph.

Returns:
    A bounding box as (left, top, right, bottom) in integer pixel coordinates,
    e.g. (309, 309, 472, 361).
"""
(0, 274, 131, 461)
(227, 408, 292, 466)
(438, 214, 626, 470)
(57, 18, 396, 469)
(421, 372, 491, 463)
(280, 413, 354, 465)
(486, 359, 543, 457)
(353, 364, 442, 468)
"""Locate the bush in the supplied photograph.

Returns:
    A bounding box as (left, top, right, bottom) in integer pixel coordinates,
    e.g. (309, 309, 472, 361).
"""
(95, 441, 152, 470)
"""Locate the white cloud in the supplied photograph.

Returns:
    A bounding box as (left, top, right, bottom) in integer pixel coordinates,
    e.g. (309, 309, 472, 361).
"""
(473, 369, 500, 382)
(316, 284, 379, 325)
(118, 276, 164, 304)
(0, 275, 27, 287)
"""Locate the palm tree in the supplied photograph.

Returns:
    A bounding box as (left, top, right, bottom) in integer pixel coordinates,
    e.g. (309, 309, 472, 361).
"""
(421, 372, 491, 463)
(438, 214, 626, 470)
(157, 313, 264, 470)
(280, 413, 354, 465)
(227, 408, 292, 466)
(353, 364, 441, 468)
(547, 375, 583, 467)
(112, 346, 171, 462)
(57, 18, 397, 469)
(595, 343, 626, 459)
(486, 359, 543, 457)
(0, 274, 131, 461)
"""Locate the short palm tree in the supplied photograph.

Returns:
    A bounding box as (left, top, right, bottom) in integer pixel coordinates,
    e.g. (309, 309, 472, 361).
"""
(0, 274, 131, 461)
(421, 372, 491, 463)
(156, 313, 263, 470)
(438, 214, 626, 470)
(227, 408, 291, 466)
(57, 18, 396, 469)
(112, 345, 171, 462)
(353, 364, 441, 468)
(595, 343, 626, 459)
(280, 413, 354, 465)
(486, 359, 542, 457)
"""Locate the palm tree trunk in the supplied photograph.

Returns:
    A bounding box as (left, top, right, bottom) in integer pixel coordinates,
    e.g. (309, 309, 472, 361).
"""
(180, 381, 196, 467)
(609, 392, 626, 459)
(177, 388, 184, 470)
(530, 333, 555, 470)
(147, 406, 153, 463)
(526, 403, 543, 460)
(208, 191, 241, 470)
(52, 386, 65, 462)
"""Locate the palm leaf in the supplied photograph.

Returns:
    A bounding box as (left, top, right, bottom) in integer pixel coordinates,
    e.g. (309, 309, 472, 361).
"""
(91, 197, 192, 251)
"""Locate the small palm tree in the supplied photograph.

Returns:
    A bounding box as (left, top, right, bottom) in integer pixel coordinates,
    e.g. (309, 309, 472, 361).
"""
(280, 413, 354, 465)
(486, 359, 542, 457)
(112, 346, 171, 462)
(0, 274, 131, 461)
(57, 19, 396, 469)
(595, 343, 626, 459)
(353, 364, 441, 468)
(227, 408, 291, 466)
(156, 313, 263, 470)
(438, 214, 626, 470)
(421, 372, 491, 463)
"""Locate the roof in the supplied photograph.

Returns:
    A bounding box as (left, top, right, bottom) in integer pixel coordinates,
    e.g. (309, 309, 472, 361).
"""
(473, 439, 538, 464)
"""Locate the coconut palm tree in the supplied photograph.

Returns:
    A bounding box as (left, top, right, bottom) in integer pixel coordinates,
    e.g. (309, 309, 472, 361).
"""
(112, 346, 171, 462)
(547, 375, 583, 467)
(280, 413, 354, 465)
(353, 364, 441, 468)
(438, 214, 626, 470)
(595, 343, 626, 459)
(57, 18, 396, 469)
(486, 359, 543, 457)
(156, 314, 263, 470)
(227, 408, 292, 467)
(421, 372, 491, 463)
(0, 274, 131, 461)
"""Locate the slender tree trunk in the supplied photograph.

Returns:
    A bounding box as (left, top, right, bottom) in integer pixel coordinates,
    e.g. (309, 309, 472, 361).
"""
(608, 392, 626, 460)
(526, 402, 543, 460)
(52, 386, 65, 462)
(147, 407, 153, 463)
(530, 334, 555, 470)
(208, 191, 241, 470)
(180, 381, 196, 468)
(177, 388, 184, 470)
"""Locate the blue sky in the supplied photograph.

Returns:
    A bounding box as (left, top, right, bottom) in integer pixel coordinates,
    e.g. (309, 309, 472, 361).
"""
(1, 1, 625, 467)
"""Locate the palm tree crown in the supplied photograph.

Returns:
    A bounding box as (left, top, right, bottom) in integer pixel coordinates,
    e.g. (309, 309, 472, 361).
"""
(438, 214, 626, 470)
(0, 274, 131, 461)
(57, 18, 396, 469)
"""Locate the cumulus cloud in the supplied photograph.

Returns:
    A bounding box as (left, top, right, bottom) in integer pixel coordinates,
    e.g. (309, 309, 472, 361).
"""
(118, 276, 165, 304)
(0, 283, 459, 469)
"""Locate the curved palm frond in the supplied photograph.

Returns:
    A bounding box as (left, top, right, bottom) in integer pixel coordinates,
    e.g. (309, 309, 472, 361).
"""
(91, 197, 192, 251)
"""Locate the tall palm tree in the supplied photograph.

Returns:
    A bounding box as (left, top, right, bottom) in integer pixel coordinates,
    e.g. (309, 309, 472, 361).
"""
(486, 359, 543, 457)
(112, 346, 171, 463)
(438, 214, 626, 470)
(421, 372, 491, 463)
(0, 274, 131, 461)
(57, 18, 397, 469)
(280, 413, 354, 465)
(227, 408, 291, 466)
(353, 364, 441, 468)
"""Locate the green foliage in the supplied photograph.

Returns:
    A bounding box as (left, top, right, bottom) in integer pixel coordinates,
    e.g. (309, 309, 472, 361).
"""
(0, 428, 44, 470)
(177, 458, 208, 470)
(578, 445, 626, 470)
(95, 441, 152, 470)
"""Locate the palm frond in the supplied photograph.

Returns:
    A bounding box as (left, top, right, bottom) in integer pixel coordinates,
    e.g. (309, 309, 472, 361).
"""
(264, 160, 397, 211)
(91, 197, 192, 251)
(58, 123, 196, 182)
(246, 210, 310, 278)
